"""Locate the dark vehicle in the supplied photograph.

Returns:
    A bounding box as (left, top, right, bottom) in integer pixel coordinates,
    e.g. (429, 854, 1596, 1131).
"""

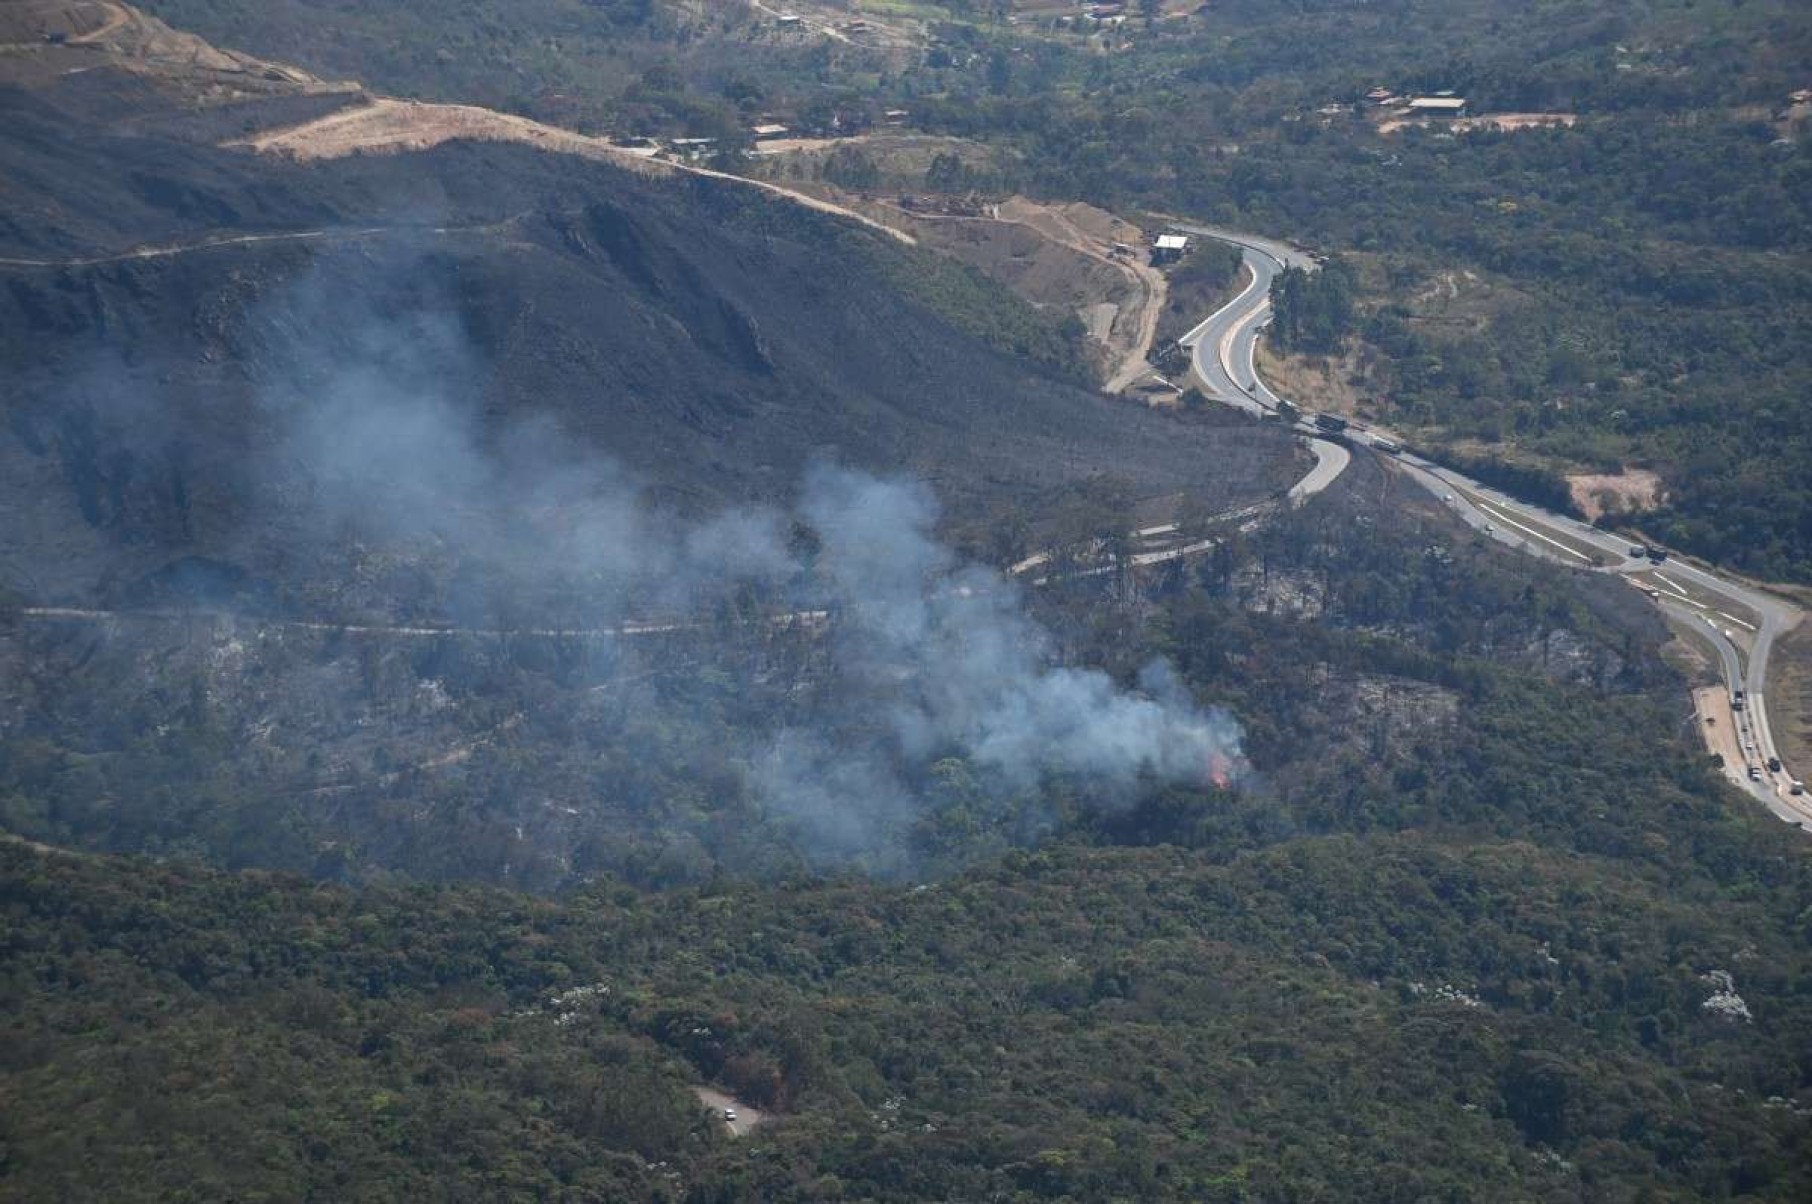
(1647, 548, 1669, 564)
(1769, 756, 1782, 773)
(1628, 545, 1647, 557)
(1313, 413, 1348, 434)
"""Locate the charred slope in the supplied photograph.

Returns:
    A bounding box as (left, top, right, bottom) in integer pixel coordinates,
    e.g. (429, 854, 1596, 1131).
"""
(0, 90, 1289, 605)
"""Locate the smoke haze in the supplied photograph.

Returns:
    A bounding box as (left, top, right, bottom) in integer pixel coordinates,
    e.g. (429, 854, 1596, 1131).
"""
(41, 254, 1248, 872)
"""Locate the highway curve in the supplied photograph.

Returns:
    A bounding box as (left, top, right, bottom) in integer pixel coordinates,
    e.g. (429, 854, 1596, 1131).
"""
(1173, 224, 1809, 831)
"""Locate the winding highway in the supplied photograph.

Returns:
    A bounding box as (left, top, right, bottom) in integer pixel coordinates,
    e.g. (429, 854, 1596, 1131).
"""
(1174, 225, 1809, 830)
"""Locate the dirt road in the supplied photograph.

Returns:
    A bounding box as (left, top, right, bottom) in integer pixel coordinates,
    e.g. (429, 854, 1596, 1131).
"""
(692, 1087, 768, 1138)
(1695, 686, 1752, 793)
(232, 98, 913, 245)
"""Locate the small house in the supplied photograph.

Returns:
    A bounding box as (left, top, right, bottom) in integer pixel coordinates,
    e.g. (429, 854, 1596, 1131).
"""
(1152, 233, 1189, 264)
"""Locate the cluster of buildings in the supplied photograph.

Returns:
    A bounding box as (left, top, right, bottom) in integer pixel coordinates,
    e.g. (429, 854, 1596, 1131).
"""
(1365, 88, 1469, 117)
(1051, 4, 1131, 30)
(613, 106, 913, 164)
(773, 12, 876, 39)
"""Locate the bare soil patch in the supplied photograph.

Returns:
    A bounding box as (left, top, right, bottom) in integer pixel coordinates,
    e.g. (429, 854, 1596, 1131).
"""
(1694, 686, 1751, 791)
(2, 0, 347, 88)
(1379, 112, 1577, 135)
(692, 1087, 769, 1138)
(231, 96, 677, 172)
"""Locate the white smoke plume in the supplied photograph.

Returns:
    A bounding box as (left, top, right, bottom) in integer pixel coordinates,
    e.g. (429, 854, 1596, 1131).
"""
(43, 258, 1246, 873)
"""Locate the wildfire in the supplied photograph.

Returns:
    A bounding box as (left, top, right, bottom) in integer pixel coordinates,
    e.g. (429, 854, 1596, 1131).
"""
(1207, 749, 1233, 790)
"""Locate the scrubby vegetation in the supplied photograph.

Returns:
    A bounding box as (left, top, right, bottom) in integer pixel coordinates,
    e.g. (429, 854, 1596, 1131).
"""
(4, 5, 1810, 1200)
(7, 456, 1810, 1200)
(144, 0, 1812, 577)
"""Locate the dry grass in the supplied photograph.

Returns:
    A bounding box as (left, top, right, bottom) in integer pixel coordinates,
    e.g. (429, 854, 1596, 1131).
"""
(230, 97, 677, 173)
(1767, 618, 1812, 778)
(849, 194, 1164, 389)
(1567, 467, 1665, 521)
(1255, 343, 1377, 415)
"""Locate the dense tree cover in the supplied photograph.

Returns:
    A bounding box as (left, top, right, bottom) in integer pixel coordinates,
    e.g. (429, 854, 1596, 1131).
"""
(1268, 260, 1356, 354)
(7, 453, 1812, 1199)
(6, 726, 1810, 1201)
(895, 6, 1812, 574)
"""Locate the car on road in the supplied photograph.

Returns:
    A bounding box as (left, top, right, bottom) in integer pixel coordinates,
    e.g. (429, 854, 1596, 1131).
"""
(1769, 756, 1782, 772)
(1792, 780, 1806, 796)
(1628, 545, 1647, 557)
(1484, 523, 1495, 534)
(1749, 766, 1763, 781)
(1647, 548, 1669, 564)
(724, 1109, 736, 1122)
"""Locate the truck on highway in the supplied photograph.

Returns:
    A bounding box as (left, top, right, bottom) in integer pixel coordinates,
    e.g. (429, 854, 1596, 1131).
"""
(1647, 547, 1669, 564)
(1369, 436, 1401, 454)
(1313, 413, 1348, 434)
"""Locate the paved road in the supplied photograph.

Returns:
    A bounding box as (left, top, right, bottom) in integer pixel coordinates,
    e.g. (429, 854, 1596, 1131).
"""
(1385, 456, 1808, 826)
(1171, 223, 1316, 414)
(19, 605, 829, 641)
(1175, 225, 1808, 830)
